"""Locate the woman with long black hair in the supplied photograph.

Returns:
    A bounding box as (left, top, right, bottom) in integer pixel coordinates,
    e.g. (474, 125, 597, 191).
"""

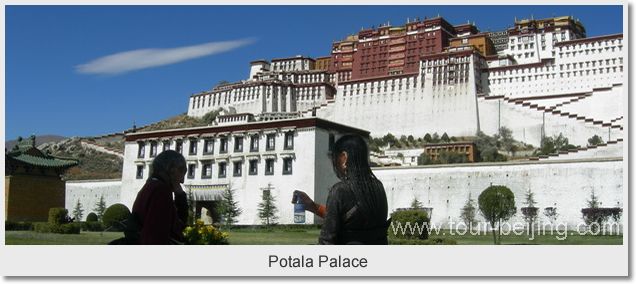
(293, 134, 389, 245)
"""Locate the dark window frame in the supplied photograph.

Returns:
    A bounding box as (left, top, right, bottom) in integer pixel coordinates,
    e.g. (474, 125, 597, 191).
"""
(283, 158, 293, 175)
(136, 165, 144, 179)
(249, 160, 258, 175)
(266, 134, 276, 151)
(203, 140, 214, 155)
(187, 164, 196, 179)
(218, 162, 227, 178)
(201, 163, 212, 179)
(234, 137, 244, 153)
(220, 138, 229, 154)
(233, 161, 243, 177)
(265, 159, 275, 175)
(284, 132, 294, 150)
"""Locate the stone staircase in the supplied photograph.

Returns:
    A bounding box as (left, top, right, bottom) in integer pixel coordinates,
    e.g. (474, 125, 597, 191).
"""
(528, 138, 623, 161)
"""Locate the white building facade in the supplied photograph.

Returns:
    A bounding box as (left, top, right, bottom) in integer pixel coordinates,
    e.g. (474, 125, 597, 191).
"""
(185, 17, 623, 151)
(119, 117, 369, 225)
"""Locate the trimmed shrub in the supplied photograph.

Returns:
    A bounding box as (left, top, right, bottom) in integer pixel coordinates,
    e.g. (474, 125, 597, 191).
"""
(389, 209, 429, 240)
(48, 208, 72, 224)
(581, 207, 623, 233)
(82, 221, 106, 232)
(86, 212, 98, 222)
(34, 222, 81, 234)
(5, 221, 34, 231)
(103, 203, 131, 231)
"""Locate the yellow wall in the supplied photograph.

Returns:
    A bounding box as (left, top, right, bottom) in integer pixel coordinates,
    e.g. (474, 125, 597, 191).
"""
(5, 175, 66, 222)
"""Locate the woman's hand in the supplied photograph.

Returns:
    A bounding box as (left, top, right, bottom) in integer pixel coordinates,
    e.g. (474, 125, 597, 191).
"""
(292, 190, 318, 214)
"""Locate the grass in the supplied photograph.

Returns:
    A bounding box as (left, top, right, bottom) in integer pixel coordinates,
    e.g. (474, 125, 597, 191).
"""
(5, 228, 622, 245)
(5, 231, 124, 245)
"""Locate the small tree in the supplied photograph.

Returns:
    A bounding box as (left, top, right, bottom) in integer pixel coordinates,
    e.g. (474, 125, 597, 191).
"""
(459, 193, 478, 228)
(217, 188, 242, 226)
(93, 195, 107, 222)
(72, 199, 84, 222)
(587, 135, 604, 146)
(544, 206, 559, 224)
(520, 189, 539, 233)
(441, 132, 450, 142)
(258, 185, 278, 226)
(478, 185, 516, 245)
(410, 196, 423, 209)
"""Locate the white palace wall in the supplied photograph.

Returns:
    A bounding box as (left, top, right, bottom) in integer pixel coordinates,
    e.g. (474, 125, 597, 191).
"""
(374, 158, 624, 230)
(65, 180, 122, 221)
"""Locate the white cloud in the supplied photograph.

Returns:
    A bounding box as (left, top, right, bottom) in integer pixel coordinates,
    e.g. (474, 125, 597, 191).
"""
(75, 38, 256, 75)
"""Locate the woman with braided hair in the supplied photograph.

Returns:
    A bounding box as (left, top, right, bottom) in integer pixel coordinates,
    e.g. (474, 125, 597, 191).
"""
(293, 134, 389, 245)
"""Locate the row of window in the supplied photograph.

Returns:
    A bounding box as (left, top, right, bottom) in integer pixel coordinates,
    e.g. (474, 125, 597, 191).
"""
(137, 132, 295, 158)
(136, 157, 294, 180)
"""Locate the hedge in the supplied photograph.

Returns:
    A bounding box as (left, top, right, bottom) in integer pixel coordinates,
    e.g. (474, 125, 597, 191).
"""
(34, 222, 81, 234)
(389, 209, 430, 240)
(5, 221, 35, 231)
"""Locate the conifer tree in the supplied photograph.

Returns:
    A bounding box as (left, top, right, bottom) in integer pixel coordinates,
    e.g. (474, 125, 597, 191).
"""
(72, 199, 84, 222)
(218, 187, 242, 226)
(258, 184, 278, 226)
(93, 195, 106, 222)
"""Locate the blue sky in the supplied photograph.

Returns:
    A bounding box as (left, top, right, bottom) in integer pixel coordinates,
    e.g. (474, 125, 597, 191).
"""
(4, 5, 624, 141)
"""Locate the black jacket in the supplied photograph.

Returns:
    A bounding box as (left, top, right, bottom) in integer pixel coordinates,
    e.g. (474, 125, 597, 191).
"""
(318, 179, 389, 245)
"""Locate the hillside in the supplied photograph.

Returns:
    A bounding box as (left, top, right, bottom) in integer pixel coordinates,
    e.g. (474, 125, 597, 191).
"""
(38, 137, 123, 181)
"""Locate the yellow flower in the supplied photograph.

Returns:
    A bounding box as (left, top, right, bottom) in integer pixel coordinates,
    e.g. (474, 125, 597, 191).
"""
(222, 232, 229, 237)
(196, 219, 204, 227)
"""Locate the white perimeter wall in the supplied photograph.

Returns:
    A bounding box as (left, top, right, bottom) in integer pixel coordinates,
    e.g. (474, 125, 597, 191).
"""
(65, 180, 122, 221)
(374, 158, 623, 230)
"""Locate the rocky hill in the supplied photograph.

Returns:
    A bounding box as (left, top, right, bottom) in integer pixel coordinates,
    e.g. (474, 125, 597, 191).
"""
(18, 112, 217, 181)
(38, 137, 123, 181)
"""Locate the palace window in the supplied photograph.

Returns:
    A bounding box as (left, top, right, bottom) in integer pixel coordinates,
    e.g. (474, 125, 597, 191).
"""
(266, 134, 276, 151)
(137, 142, 145, 158)
(187, 164, 196, 179)
(203, 140, 214, 155)
(176, 141, 183, 154)
(283, 158, 293, 175)
(218, 162, 227, 178)
(265, 159, 275, 175)
(162, 141, 170, 152)
(249, 160, 258, 175)
(189, 139, 197, 156)
(220, 138, 228, 154)
(150, 142, 158, 157)
(136, 165, 144, 179)
(202, 163, 212, 179)
(234, 137, 244, 152)
(233, 161, 243, 177)
(250, 135, 259, 152)
(284, 132, 294, 150)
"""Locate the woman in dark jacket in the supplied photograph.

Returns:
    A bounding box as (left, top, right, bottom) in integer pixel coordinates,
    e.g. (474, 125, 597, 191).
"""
(125, 150, 189, 245)
(294, 134, 389, 245)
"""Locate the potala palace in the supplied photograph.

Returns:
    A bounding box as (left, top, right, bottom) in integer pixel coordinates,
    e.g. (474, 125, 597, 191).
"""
(62, 14, 624, 230)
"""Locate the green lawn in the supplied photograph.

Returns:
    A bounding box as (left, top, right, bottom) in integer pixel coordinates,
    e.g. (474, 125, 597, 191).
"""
(5, 228, 622, 245)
